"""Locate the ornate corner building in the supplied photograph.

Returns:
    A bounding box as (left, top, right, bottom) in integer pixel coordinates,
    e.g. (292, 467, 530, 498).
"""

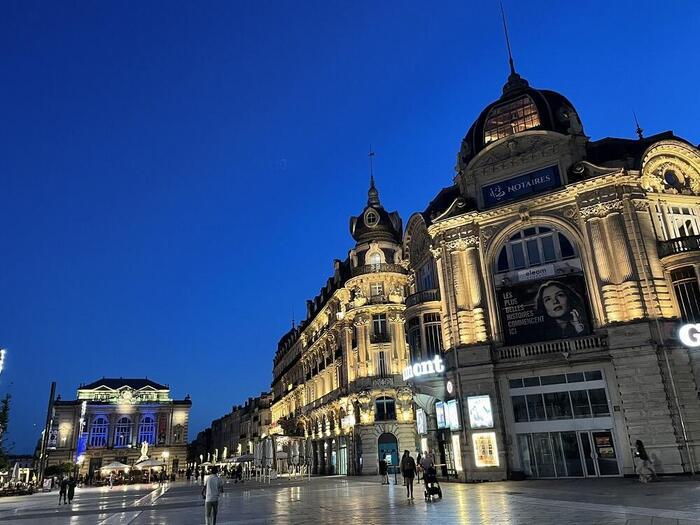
(270, 68, 700, 480)
(46, 378, 191, 477)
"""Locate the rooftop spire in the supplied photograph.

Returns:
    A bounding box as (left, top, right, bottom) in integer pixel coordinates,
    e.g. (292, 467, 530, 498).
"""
(367, 147, 380, 206)
(500, 2, 529, 96)
(633, 111, 644, 140)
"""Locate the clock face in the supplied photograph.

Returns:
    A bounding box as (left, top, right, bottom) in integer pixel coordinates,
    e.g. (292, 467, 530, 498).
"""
(446, 380, 454, 395)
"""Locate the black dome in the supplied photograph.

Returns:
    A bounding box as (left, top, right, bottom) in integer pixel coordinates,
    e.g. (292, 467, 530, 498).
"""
(457, 73, 584, 173)
(349, 176, 403, 245)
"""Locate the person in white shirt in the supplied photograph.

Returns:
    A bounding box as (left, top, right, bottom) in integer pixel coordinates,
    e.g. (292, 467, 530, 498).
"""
(202, 466, 224, 525)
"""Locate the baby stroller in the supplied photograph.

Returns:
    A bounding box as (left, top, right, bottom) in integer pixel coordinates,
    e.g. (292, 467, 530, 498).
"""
(423, 467, 442, 501)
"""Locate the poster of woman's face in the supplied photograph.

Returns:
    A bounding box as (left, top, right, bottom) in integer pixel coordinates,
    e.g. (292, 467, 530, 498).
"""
(497, 275, 591, 345)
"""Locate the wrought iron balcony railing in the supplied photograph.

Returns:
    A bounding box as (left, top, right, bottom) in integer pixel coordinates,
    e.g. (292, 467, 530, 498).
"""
(405, 288, 440, 308)
(657, 234, 700, 258)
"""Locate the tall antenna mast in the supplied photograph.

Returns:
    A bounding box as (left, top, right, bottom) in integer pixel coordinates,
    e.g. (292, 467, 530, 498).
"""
(500, 1, 516, 76)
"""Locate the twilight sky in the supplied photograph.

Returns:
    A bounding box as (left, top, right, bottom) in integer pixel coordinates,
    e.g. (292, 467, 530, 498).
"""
(2, 0, 699, 453)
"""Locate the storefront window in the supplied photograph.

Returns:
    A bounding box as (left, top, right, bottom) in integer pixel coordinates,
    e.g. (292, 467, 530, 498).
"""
(511, 395, 528, 422)
(588, 389, 610, 416)
(543, 392, 573, 420)
(526, 394, 546, 421)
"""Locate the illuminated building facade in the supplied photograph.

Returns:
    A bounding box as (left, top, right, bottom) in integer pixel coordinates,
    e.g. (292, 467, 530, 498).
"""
(403, 68, 700, 480)
(270, 180, 417, 475)
(47, 378, 191, 477)
(199, 392, 272, 463)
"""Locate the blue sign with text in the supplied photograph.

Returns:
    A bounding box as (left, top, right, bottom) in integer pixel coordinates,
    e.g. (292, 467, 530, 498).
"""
(482, 165, 561, 208)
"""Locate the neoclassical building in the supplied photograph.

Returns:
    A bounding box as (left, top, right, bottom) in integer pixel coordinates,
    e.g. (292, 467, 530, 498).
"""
(270, 180, 416, 475)
(268, 66, 700, 481)
(402, 67, 700, 480)
(47, 378, 191, 477)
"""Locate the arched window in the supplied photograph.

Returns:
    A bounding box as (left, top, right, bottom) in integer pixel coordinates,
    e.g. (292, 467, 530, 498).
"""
(114, 417, 132, 447)
(138, 416, 156, 445)
(89, 416, 108, 448)
(495, 226, 576, 273)
(369, 252, 382, 270)
(484, 95, 541, 144)
(375, 396, 396, 421)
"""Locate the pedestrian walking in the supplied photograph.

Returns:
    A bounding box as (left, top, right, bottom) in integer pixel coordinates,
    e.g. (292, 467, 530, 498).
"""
(202, 465, 224, 525)
(378, 457, 389, 485)
(67, 476, 76, 504)
(58, 477, 68, 505)
(108, 472, 114, 489)
(635, 440, 657, 483)
(235, 463, 243, 483)
(400, 450, 416, 500)
(416, 452, 422, 481)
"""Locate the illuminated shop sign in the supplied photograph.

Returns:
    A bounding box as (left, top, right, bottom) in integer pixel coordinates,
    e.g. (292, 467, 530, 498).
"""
(472, 432, 499, 468)
(467, 395, 493, 429)
(436, 400, 460, 431)
(402, 356, 445, 380)
(416, 408, 427, 435)
(435, 401, 447, 429)
(482, 165, 561, 208)
(497, 275, 592, 345)
(679, 324, 700, 348)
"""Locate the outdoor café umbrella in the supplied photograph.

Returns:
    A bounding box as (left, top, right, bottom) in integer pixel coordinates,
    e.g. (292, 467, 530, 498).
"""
(237, 454, 254, 462)
(101, 461, 130, 471)
(11, 463, 19, 481)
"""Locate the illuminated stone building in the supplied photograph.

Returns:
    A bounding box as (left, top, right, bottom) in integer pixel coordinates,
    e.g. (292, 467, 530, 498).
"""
(47, 378, 191, 477)
(202, 393, 272, 463)
(270, 180, 417, 475)
(403, 67, 700, 480)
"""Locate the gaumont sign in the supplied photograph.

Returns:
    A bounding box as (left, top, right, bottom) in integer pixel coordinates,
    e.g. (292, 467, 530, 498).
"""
(679, 324, 700, 348)
(402, 356, 445, 380)
(482, 165, 561, 208)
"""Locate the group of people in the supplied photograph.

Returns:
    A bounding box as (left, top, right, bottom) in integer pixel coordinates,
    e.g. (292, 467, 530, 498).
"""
(379, 450, 436, 500)
(188, 463, 244, 485)
(57, 476, 76, 505)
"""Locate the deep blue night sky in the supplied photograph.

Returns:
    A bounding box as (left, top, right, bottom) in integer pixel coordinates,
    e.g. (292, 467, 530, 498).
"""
(2, 1, 699, 453)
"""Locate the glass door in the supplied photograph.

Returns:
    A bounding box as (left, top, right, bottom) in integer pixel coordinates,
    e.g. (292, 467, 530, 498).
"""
(578, 432, 597, 476)
(591, 431, 620, 476)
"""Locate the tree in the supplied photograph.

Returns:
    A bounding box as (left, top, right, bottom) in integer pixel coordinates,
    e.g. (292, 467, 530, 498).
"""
(0, 395, 11, 471)
(44, 463, 74, 477)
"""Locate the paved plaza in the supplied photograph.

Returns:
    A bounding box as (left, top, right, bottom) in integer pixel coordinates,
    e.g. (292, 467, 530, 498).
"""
(0, 476, 699, 524)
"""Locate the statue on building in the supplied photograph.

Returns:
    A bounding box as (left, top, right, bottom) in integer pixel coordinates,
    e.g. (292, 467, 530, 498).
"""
(138, 441, 149, 462)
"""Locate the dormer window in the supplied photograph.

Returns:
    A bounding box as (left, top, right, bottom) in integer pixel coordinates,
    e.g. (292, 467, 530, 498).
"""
(484, 95, 540, 144)
(364, 209, 379, 227)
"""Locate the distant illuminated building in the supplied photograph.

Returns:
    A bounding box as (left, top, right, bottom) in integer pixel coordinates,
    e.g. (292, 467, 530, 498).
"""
(47, 378, 191, 477)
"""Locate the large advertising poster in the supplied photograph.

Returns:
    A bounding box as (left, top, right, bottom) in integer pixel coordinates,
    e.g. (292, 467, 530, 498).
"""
(497, 275, 591, 345)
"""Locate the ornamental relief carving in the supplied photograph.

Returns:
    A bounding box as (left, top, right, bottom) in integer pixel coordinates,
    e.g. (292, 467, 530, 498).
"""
(641, 141, 700, 195)
(579, 200, 624, 219)
(444, 235, 479, 252)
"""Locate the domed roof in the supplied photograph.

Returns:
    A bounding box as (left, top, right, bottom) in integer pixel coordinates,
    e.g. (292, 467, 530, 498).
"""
(456, 72, 584, 173)
(349, 176, 403, 245)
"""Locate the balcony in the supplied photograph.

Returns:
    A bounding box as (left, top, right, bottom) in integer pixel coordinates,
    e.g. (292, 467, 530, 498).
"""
(405, 288, 440, 308)
(495, 334, 608, 361)
(351, 263, 408, 277)
(657, 235, 700, 258)
(370, 332, 391, 344)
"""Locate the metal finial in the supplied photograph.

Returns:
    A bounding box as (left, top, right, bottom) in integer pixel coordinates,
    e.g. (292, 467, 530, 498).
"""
(633, 111, 644, 140)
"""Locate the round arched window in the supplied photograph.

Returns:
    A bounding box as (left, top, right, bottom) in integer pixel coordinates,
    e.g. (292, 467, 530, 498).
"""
(495, 226, 577, 274)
